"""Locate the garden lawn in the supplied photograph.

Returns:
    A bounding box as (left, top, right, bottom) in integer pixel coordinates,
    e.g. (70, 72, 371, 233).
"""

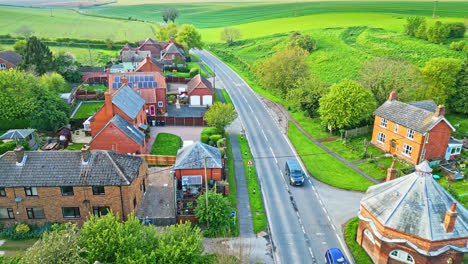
(356, 156, 411, 180)
(65, 143, 87, 151)
(322, 135, 385, 162)
(446, 113, 468, 139)
(71, 102, 104, 119)
(437, 175, 468, 209)
(344, 218, 373, 264)
(288, 122, 374, 191)
(150, 133, 182, 156)
(0, 239, 37, 258)
(186, 62, 209, 78)
(237, 134, 266, 233)
(164, 71, 191, 78)
(87, 84, 108, 92)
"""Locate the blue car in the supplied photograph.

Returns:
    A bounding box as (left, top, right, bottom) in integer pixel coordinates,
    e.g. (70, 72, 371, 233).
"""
(325, 248, 348, 264)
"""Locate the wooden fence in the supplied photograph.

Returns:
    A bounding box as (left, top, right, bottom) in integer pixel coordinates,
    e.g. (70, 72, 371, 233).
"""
(345, 125, 371, 139)
(154, 116, 207, 127)
(137, 154, 176, 165)
(166, 76, 191, 83)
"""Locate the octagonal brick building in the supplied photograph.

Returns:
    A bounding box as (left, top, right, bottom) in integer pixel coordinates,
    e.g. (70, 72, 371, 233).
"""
(357, 161, 468, 264)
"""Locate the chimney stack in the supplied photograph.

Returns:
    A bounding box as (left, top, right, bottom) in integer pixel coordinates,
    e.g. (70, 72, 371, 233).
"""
(435, 105, 445, 118)
(122, 76, 128, 85)
(14, 145, 25, 165)
(443, 202, 458, 233)
(104, 91, 113, 117)
(81, 145, 91, 164)
(146, 55, 151, 63)
(170, 36, 174, 43)
(388, 90, 398, 102)
(386, 159, 397, 181)
(106, 67, 110, 74)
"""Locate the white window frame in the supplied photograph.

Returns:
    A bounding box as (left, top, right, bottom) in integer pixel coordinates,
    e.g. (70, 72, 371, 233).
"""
(402, 144, 412, 157)
(406, 128, 415, 140)
(0, 64, 6, 70)
(425, 133, 429, 143)
(380, 118, 388, 128)
(389, 250, 414, 263)
(25, 187, 38, 196)
(158, 101, 164, 107)
(456, 147, 461, 154)
(394, 124, 399, 133)
(377, 132, 386, 144)
(363, 229, 375, 244)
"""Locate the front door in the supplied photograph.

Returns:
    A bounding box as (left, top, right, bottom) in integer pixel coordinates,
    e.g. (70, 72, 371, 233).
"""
(390, 140, 396, 153)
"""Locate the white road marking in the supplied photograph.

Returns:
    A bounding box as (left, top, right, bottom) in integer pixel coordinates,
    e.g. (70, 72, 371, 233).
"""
(261, 129, 268, 141)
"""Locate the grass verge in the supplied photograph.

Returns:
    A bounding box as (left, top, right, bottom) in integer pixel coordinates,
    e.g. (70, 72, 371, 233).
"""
(288, 121, 374, 191)
(150, 133, 182, 156)
(190, 53, 201, 62)
(344, 217, 373, 264)
(225, 133, 237, 207)
(65, 143, 87, 151)
(0, 239, 37, 257)
(203, 64, 215, 76)
(221, 89, 233, 106)
(71, 102, 104, 119)
(214, 89, 221, 103)
(237, 134, 267, 233)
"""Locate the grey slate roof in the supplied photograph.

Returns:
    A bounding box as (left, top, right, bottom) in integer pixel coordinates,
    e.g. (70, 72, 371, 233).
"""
(0, 50, 23, 66)
(407, 100, 437, 112)
(162, 43, 185, 57)
(110, 113, 145, 145)
(374, 100, 444, 133)
(0, 150, 142, 187)
(361, 161, 468, 242)
(112, 84, 145, 119)
(0, 129, 35, 140)
(174, 142, 222, 170)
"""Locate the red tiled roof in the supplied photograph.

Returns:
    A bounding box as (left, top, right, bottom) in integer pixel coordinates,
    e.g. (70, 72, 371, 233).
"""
(137, 89, 157, 104)
(186, 74, 213, 94)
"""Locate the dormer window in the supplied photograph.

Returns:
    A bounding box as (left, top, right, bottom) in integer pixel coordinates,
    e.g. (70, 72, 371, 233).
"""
(380, 118, 387, 128)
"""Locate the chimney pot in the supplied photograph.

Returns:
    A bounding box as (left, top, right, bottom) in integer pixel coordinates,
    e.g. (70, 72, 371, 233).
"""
(435, 105, 445, 118)
(443, 202, 458, 233)
(81, 145, 91, 164)
(451, 201, 457, 212)
(122, 76, 128, 85)
(170, 36, 174, 43)
(14, 146, 25, 164)
(388, 90, 398, 102)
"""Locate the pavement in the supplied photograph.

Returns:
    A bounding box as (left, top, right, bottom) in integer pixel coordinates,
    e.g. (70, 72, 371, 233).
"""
(194, 49, 360, 264)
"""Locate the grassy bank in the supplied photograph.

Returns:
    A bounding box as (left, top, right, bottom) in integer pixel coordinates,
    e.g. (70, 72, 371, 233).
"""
(344, 218, 373, 264)
(288, 121, 374, 191)
(237, 134, 267, 233)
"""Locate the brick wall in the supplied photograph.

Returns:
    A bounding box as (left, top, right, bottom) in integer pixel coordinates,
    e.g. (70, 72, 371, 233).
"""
(89, 123, 145, 154)
(189, 88, 213, 106)
(155, 88, 167, 113)
(424, 121, 452, 161)
(0, 58, 17, 70)
(90, 104, 146, 137)
(175, 168, 222, 183)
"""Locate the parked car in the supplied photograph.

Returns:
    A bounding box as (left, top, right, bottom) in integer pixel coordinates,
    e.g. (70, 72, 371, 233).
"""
(285, 160, 305, 186)
(325, 248, 347, 264)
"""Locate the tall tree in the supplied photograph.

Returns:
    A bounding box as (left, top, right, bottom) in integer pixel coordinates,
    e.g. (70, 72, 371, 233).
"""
(449, 59, 468, 113)
(417, 57, 462, 104)
(40, 72, 69, 93)
(156, 23, 178, 42)
(255, 46, 310, 97)
(319, 79, 376, 132)
(286, 75, 327, 117)
(404, 16, 425, 37)
(176, 24, 203, 53)
(0, 69, 37, 121)
(21, 36, 53, 75)
(204, 102, 237, 133)
(54, 52, 81, 83)
(427, 21, 450, 44)
(415, 21, 428, 40)
(30, 87, 70, 131)
(288, 32, 317, 52)
(220, 27, 241, 45)
(161, 9, 178, 23)
(446, 22, 466, 38)
(12, 40, 27, 55)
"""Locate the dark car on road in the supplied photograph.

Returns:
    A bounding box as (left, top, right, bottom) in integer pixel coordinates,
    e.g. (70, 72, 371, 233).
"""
(325, 248, 347, 264)
(285, 160, 305, 186)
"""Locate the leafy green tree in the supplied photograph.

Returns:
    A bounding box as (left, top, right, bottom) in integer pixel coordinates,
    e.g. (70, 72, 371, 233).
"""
(417, 57, 462, 104)
(0, 69, 37, 121)
(404, 16, 425, 37)
(162, 9, 179, 23)
(446, 22, 466, 38)
(286, 75, 327, 117)
(427, 21, 450, 44)
(220, 27, 241, 45)
(359, 57, 422, 104)
(14, 25, 34, 39)
(157, 22, 179, 42)
(40, 72, 69, 93)
(254, 46, 310, 97)
(54, 52, 81, 83)
(20, 223, 87, 264)
(449, 59, 468, 113)
(80, 212, 158, 264)
(176, 24, 204, 53)
(415, 21, 427, 40)
(12, 40, 27, 55)
(319, 79, 376, 132)
(21, 36, 53, 75)
(204, 102, 237, 133)
(154, 222, 203, 264)
(195, 192, 231, 231)
(104, 38, 114, 49)
(30, 87, 70, 131)
(288, 32, 317, 52)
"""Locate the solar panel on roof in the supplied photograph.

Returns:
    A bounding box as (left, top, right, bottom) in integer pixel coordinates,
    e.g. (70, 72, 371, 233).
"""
(115, 76, 121, 82)
(144, 76, 149, 81)
(112, 83, 117, 89)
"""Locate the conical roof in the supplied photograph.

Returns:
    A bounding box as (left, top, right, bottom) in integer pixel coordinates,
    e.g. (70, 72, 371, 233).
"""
(361, 161, 468, 241)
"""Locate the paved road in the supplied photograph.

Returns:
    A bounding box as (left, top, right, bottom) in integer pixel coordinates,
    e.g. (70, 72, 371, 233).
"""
(193, 49, 355, 264)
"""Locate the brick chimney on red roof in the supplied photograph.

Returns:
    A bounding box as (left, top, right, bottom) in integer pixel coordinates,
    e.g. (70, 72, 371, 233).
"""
(435, 105, 445, 118)
(104, 90, 113, 117)
(388, 90, 397, 102)
(106, 67, 110, 74)
(122, 76, 128, 85)
(443, 202, 458, 233)
(146, 55, 151, 63)
(170, 36, 174, 43)
(386, 159, 397, 181)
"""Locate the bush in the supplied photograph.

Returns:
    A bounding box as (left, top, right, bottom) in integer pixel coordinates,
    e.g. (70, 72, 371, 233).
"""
(209, 134, 222, 143)
(446, 22, 466, 38)
(208, 140, 215, 146)
(201, 134, 210, 144)
(189, 67, 199, 77)
(0, 141, 30, 155)
(220, 147, 225, 158)
(450, 41, 465, 51)
(15, 224, 30, 234)
(217, 138, 225, 148)
(0, 223, 54, 240)
(201, 127, 218, 136)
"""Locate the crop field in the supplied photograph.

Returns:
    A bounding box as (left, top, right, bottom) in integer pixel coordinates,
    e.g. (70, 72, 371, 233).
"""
(0, 6, 154, 41)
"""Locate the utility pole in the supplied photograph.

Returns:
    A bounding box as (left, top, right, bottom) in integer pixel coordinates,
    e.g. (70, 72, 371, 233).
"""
(294, 0, 298, 17)
(213, 65, 216, 88)
(419, 129, 429, 164)
(432, 0, 438, 18)
(87, 41, 93, 66)
(50, 8, 53, 17)
(204, 155, 209, 227)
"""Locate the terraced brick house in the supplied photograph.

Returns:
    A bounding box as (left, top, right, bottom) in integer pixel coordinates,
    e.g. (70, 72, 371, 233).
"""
(0, 146, 148, 225)
(371, 91, 455, 165)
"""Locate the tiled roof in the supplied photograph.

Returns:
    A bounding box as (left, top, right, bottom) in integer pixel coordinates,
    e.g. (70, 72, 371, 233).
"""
(0, 129, 35, 140)
(110, 113, 145, 145)
(186, 74, 213, 94)
(374, 100, 446, 134)
(81, 66, 105, 73)
(137, 89, 157, 104)
(361, 161, 468, 241)
(0, 50, 22, 66)
(174, 142, 222, 170)
(406, 100, 437, 112)
(0, 150, 142, 187)
(121, 50, 151, 63)
(112, 85, 145, 119)
(162, 43, 185, 57)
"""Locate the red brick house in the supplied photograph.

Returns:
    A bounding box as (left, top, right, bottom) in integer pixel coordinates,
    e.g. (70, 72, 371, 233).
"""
(187, 74, 214, 106)
(0, 146, 148, 225)
(120, 37, 185, 65)
(0, 50, 23, 70)
(371, 91, 455, 165)
(89, 84, 147, 138)
(160, 41, 186, 67)
(89, 113, 146, 154)
(108, 71, 167, 116)
(357, 161, 468, 264)
(135, 55, 163, 74)
(174, 142, 224, 183)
